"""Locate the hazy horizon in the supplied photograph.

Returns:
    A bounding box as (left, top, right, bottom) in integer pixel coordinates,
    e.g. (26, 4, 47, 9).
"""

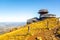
(0, 22, 26, 28)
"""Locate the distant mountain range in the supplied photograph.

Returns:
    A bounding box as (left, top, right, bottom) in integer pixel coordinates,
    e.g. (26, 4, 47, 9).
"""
(0, 22, 26, 34)
(0, 22, 26, 28)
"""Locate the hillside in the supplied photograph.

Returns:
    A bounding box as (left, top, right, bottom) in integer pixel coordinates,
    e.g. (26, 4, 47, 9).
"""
(0, 17, 60, 40)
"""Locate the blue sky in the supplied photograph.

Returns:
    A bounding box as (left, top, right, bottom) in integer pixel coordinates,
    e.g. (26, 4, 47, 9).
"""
(0, 0, 60, 22)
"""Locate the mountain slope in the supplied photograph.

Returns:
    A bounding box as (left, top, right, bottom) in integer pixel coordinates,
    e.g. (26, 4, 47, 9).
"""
(0, 17, 60, 40)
